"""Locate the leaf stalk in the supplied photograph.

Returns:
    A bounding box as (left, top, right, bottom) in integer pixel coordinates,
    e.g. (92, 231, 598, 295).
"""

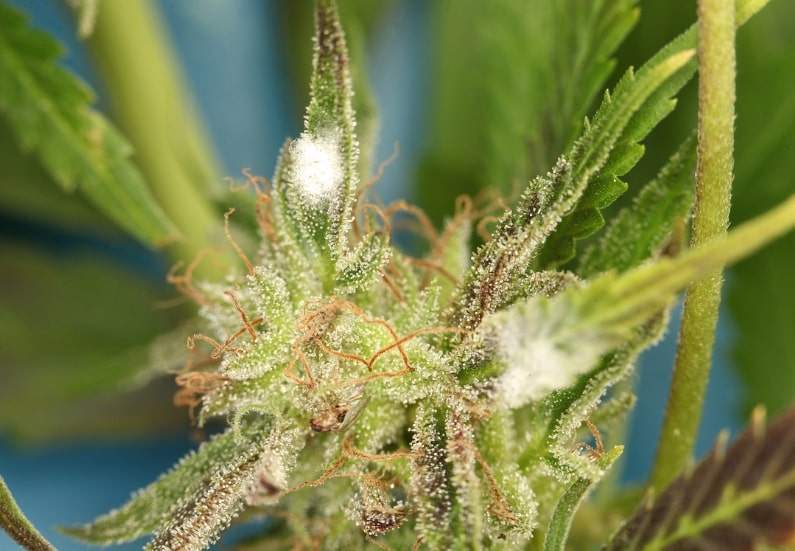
(85, 0, 229, 271)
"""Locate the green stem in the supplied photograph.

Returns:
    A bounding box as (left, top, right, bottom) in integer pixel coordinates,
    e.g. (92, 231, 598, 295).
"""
(85, 0, 230, 272)
(1, 476, 55, 551)
(543, 446, 624, 551)
(543, 477, 592, 551)
(651, 0, 736, 491)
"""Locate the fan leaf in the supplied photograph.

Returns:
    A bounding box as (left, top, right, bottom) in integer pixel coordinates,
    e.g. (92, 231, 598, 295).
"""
(419, 0, 639, 219)
(539, 0, 770, 268)
(605, 407, 795, 550)
(451, 47, 694, 330)
(0, 243, 183, 443)
(727, 0, 795, 417)
(0, 1, 177, 246)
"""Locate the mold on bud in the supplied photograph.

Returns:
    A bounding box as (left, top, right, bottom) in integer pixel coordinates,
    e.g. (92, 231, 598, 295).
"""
(60, 2, 794, 551)
(292, 131, 343, 206)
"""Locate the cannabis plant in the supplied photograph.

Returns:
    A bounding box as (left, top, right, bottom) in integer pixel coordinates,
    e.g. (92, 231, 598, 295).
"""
(3, 0, 795, 550)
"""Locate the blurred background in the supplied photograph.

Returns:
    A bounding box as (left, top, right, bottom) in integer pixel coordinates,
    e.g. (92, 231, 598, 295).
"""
(0, 1, 793, 549)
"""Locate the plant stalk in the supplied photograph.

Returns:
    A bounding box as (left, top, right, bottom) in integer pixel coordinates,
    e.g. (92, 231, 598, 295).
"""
(1, 476, 55, 551)
(85, 0, 230, 272)
(651, 0, 736, 490)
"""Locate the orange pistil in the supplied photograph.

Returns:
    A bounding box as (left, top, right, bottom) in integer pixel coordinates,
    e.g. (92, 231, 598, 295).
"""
(167, 249, 212, 305)
(224, 208, 254, 275)
(224, 290, 259, 342)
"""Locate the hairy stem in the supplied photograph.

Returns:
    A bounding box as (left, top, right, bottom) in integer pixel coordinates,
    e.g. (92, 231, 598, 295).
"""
(543, 447, 623, 551)
(0, 476, 54, 551)
(651, 0, 736, 490)
(85, 0, 229, 271)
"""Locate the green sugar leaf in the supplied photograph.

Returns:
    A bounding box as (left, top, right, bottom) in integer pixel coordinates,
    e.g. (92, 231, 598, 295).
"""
(64, 419, 271, 545)
(578, 135, 696, 277)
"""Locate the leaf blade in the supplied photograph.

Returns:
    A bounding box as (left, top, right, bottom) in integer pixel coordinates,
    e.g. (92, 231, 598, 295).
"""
(605, 408, 795, 550)
(540, 0, 770, 267)
(64, 419, 271, 545)
(578, 134, 696, 277)
(0, 2, 177, 246)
